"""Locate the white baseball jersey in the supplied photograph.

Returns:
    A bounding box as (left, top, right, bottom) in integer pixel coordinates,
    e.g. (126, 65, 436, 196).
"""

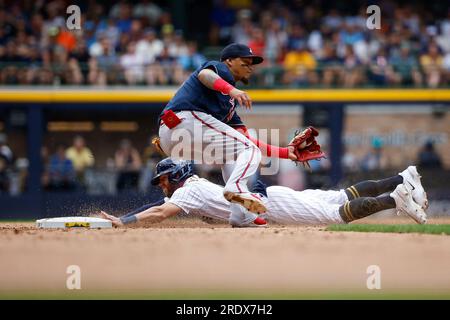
(168, 176, 346, 225)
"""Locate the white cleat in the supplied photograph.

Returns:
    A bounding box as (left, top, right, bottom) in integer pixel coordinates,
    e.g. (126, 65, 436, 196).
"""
(399, 166, 429, 210)
(224, 191, 267, 214)
(390, 183, 427, 224)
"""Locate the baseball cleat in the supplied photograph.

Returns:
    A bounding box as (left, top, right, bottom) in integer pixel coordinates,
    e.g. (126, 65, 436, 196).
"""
(230, 214, 268, 228)
(399, 166, 428, 210)
(390, 183, 427, 224)
(252, 216, 268, 226)
(224, 191, 267, 214)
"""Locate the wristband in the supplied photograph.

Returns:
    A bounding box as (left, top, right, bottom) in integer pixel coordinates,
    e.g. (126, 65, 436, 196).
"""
(120, 215, 137, 225)
(212, 78, 234, 95)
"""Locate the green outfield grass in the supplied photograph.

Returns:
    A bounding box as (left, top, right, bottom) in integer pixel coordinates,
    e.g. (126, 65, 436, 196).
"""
(326, 224, 450, 235)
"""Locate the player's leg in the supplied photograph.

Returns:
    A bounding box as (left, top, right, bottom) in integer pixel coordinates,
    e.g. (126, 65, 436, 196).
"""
(189, 111, 265, 213)
(344, 166, 428, 209)
(344, 175, 403, 200)
(225, 173, 269, 226)
(339, 195, 395, 223)
(221, 163, 234, 185)
(339, 183, 427, 224)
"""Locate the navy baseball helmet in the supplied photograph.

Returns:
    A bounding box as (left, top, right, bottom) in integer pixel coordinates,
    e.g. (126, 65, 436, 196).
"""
(220, 43, 264, 65)
(151, 158, 194, 186)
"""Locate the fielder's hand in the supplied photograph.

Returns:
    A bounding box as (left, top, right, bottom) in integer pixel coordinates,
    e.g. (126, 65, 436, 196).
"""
(229, 88, 252, 110)
(287, 145, 299, 161)
(99, 210, 123, 227)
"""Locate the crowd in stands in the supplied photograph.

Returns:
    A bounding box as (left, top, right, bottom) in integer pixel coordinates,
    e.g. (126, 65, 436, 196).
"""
(210, 1, 450, 87)
(40, 134, 164, 193)
(0, 0, 207, 86)
(0, 0, 449, 87)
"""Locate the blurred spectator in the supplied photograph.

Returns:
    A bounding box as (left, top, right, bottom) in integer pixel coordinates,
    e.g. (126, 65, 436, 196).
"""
(231, 9, 253, 45)
(136, 28, 164, 65)
(361, 137, 386, 171)
(323, 9, 343, 30)
(55, 26, 77, 53)
(128, 19, 144, 43)
(88, 36, 118, 85)
(47, 144, 76, 191)
(318, 43, 343, 87)
(0, 155, 8, 193)
(342, 45, 364, 87)
(417, 141, 443, 169)
(95, 17, 121, 48)
(342, 147, 358, 172)
(167, 30, 188, 58)
(0, 133, 13, 193)
(114, 139, 142, 191)
(120, 41, 145, 84)
(287, 24, 308, 52)
(265, 19, 288, 63)
(389, 43, 423, 87)
(178, 41, 207, 74)
(0, 133, 13, 165)
(420, 43, 444, 88)
(209, 0, 236, 45)
(339, 20, 364, 47)
(283, 43, 318, 86)
(368, 48, 397, 86)
(147, 46, 182, 85)
(69, 41, 90, 82)
(109, 1, 132, 34)
(133, 0, 163, 26)
(248, 27, 266, 58)
(14, 158, 28, 195)
(65, 135, 95, 181)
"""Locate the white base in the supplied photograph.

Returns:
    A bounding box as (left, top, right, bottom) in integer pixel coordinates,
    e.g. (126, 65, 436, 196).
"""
(36, 217, 112, 229)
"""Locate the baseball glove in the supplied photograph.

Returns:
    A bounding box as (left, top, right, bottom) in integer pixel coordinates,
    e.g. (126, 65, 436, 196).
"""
(288, 126, 326, 169)
(152, 136, 167, 156)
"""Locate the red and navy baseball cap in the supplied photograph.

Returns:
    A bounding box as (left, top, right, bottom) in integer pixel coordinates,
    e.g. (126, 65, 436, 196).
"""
(220, 43, 264, 65)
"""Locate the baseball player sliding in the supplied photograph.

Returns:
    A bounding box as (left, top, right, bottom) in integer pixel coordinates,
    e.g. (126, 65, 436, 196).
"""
(100, 158, 428, 228)
(155, 43, 324, 222)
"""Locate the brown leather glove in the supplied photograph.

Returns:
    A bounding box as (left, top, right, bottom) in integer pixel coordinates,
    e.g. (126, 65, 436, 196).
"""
(288, 126, 326, 169)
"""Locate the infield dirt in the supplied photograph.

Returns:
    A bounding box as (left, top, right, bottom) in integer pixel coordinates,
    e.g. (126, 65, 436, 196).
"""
(1, 216, 450, 298)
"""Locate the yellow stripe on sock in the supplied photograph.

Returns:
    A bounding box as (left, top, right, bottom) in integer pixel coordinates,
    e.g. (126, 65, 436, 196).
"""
(343, 201, 351, 221)
(346, 201, 355, 221)
(350, 186, 360, 198)
(347, 187, 358, 200)
(343, 201, 355, 222)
